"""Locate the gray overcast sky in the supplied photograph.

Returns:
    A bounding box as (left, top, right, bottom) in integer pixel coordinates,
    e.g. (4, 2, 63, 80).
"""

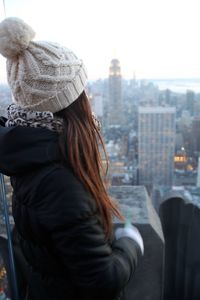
(0, 0, 200, 81)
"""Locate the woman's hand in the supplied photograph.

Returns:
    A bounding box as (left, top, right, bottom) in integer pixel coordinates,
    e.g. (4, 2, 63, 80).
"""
(115, 223, 144, 255)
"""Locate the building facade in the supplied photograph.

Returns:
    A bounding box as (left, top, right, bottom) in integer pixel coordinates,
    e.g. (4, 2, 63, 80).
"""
(197, 157, 200, 187)
(191, 117, 200, 153)
(138, 107, 176, 189)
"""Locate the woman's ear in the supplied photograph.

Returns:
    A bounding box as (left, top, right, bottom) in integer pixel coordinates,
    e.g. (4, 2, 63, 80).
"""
(92, 112, 101, 131)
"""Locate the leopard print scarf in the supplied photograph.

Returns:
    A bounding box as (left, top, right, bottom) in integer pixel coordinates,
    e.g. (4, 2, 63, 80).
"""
(6, 103, 63, 132)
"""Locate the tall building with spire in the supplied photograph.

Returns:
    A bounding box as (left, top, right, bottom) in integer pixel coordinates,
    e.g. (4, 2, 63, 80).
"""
(108, 59, 122, 126)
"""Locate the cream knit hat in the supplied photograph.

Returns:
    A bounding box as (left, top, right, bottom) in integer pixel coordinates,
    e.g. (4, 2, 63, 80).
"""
(0, 17, 87, 113)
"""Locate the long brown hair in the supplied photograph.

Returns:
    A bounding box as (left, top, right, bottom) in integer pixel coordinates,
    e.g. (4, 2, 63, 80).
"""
(55, 91, 123, 239)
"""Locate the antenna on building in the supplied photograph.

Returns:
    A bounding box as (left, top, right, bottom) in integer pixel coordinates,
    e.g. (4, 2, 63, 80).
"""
(133, 70, 136, 81)
(112, 48, 118, 60)
(1, 0, 6, 19)
(3, 0, 6, 15)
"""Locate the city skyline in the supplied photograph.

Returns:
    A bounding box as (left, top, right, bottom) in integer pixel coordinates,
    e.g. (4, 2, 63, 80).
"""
(0, 0, 200, 81)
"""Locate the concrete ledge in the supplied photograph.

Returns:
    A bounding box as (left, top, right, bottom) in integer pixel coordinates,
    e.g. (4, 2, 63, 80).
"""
(110, 186, 164, 300)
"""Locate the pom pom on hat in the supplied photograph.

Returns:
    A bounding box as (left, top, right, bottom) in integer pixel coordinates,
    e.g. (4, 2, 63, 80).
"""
(0, 17, 35, 58)
(0, 17, 87, 113)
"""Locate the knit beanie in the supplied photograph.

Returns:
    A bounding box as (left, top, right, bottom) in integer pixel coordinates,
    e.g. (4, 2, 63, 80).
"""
(0, 17, 87, 113)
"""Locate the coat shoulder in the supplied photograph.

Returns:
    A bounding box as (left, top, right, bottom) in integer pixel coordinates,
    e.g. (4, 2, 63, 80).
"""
(34, 164, 97, 219)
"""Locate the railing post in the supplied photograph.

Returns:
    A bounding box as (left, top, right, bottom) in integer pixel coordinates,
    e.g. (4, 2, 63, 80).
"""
(0, 174, 19, 300)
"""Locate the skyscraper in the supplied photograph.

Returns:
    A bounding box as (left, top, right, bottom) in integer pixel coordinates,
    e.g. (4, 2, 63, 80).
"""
(108, 59, 122, 126)
(138, 107, 176, 189)
(191, 117, 200, 153)
(197, 157, 200, 187)
(186, 90, 195, 116)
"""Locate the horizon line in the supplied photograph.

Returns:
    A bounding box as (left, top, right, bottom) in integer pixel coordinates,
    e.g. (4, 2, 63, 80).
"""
(1, 77, 200, 86)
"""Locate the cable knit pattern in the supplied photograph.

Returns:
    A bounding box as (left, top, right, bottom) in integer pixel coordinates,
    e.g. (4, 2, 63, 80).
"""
(0, 18, 87, 113)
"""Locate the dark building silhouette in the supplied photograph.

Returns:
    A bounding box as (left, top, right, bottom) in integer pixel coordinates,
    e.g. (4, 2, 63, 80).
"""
(160, 194, 200, 300)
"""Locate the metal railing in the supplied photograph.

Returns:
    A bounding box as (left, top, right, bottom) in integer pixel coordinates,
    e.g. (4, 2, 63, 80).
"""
(0, 174, 19, 300)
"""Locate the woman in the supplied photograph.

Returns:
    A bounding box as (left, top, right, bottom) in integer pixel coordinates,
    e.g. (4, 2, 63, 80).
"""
(0, 17, 144, 300)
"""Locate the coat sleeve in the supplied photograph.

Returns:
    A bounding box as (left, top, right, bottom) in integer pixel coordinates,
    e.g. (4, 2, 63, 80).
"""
(35, 167, 142, 300)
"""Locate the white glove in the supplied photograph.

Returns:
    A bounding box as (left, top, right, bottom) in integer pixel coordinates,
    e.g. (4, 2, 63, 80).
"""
(115, 223, 144, 255)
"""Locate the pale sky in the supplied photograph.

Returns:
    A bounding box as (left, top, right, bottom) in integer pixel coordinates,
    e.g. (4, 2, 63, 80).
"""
(0, 0, 200, 81)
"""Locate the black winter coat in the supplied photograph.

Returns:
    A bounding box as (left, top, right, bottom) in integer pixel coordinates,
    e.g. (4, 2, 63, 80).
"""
(0, 118, 141, 300)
